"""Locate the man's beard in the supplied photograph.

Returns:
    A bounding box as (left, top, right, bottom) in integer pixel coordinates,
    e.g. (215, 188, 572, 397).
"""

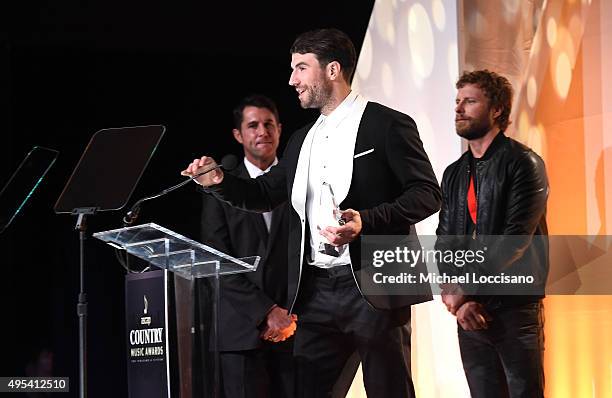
(300, 77, 333, 110)
(455, 118, 491, 140)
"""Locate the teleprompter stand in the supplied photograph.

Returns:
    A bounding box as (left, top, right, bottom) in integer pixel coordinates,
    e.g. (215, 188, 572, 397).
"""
(54, 125, 166, 398)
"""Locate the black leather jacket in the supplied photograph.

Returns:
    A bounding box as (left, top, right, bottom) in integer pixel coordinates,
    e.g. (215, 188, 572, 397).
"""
(436, 132, 549, 308)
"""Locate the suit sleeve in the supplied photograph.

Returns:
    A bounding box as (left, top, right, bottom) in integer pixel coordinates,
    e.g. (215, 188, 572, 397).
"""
(204, 131, 303, 212)
(434, 167, 463, 277)
(360, 113, 442, 233)
(435, 167, 451, 237)
(211, 164, 287, 212)
(200, 192, 276, 327)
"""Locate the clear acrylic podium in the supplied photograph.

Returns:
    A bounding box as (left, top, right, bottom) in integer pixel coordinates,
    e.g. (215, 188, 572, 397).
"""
(93, 223, 260, 279)
(94, 223, 260, 398)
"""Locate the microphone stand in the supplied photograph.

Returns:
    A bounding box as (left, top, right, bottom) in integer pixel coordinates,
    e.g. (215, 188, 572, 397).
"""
(123, 163, 222, 226)
(116, 163, 225, 273)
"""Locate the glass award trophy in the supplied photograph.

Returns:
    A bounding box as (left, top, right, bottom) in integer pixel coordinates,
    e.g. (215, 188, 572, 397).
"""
(317, 182, 348, 257)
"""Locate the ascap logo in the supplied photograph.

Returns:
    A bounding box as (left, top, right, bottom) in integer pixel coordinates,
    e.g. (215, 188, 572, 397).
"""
(141, 295, 151, 325)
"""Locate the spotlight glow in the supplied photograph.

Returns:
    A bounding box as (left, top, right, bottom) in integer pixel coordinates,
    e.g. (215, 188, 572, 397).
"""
(554, 52, 572, 99)
(408, 3, 435, 82)
(547, 17, 558, 47)
(432, 0, 446, 31)
(381, 63, 394, 98)
(357, 30, 373, 80)
(527, 76, 538, 108)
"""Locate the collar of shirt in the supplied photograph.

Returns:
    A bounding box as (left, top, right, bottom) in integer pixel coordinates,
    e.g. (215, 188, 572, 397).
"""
(243, 156, 277, 232)
(308, 90, 361, 133)
(322, 90, 360, 129)
(243, 156, 278, 178)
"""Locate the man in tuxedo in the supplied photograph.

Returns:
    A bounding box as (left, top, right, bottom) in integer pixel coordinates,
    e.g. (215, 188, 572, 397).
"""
(199, 94, 296, 398)
(184, 29, 441, 397)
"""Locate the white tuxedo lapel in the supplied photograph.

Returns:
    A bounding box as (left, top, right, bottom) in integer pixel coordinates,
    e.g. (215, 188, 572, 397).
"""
(291, 117, 323, 219)
(331, 95, 369, 205)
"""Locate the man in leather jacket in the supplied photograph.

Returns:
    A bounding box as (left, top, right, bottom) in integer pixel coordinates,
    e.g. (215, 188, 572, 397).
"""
(437, 70, 549, 398)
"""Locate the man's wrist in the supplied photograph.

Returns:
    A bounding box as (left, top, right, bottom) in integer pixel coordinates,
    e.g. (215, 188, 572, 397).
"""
(266, 304, 279, 315)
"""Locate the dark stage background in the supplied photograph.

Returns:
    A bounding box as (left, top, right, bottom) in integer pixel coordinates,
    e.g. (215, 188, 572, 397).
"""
(0, 1, 374, 396)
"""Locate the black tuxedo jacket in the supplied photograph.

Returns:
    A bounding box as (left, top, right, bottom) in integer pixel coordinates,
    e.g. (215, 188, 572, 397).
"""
(209, 102, 441, 313)
(200, 162, 290, 351)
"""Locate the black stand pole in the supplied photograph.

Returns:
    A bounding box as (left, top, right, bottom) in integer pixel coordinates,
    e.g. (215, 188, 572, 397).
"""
(74, 207, 97, 398)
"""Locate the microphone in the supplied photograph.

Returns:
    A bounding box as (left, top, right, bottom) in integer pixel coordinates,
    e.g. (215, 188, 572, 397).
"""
(123, 154, 238, 226)
(217, 154, 238, 175)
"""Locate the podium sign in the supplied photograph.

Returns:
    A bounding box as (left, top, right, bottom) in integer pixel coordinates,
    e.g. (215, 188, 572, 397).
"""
(125, 270, 171, 398)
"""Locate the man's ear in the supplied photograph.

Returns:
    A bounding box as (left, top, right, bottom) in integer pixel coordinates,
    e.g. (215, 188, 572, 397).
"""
(491, 106, 502, 120)
(277, 123, 282, 136)
(327, 61, 342, 81)
(232, 129, 244, 144)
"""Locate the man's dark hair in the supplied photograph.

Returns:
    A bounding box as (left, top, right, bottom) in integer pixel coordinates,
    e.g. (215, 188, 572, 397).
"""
(290, 28, 357, 83)
(456, 69, 514, 131)
(232, 94, 280, 130)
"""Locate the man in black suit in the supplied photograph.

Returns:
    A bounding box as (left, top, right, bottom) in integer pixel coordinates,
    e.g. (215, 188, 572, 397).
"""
(184, 29, 441, 397)
(199, 95, 296, 398)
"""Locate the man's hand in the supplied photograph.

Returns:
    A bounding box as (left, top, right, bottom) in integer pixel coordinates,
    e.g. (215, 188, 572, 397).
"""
(319, 209, 362, 246)
(259, 306, 298, 342)
(440, 283, 467, 315)
(180, 156, 224, 186)
(441, 293, 467, 316)
(260, 320, 297, 343)
(455, 301, 492, 331)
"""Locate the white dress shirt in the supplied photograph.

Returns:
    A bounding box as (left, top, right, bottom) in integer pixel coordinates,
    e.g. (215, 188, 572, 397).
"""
(305, 91, 368, 268)
(244, 156, 278, 232)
